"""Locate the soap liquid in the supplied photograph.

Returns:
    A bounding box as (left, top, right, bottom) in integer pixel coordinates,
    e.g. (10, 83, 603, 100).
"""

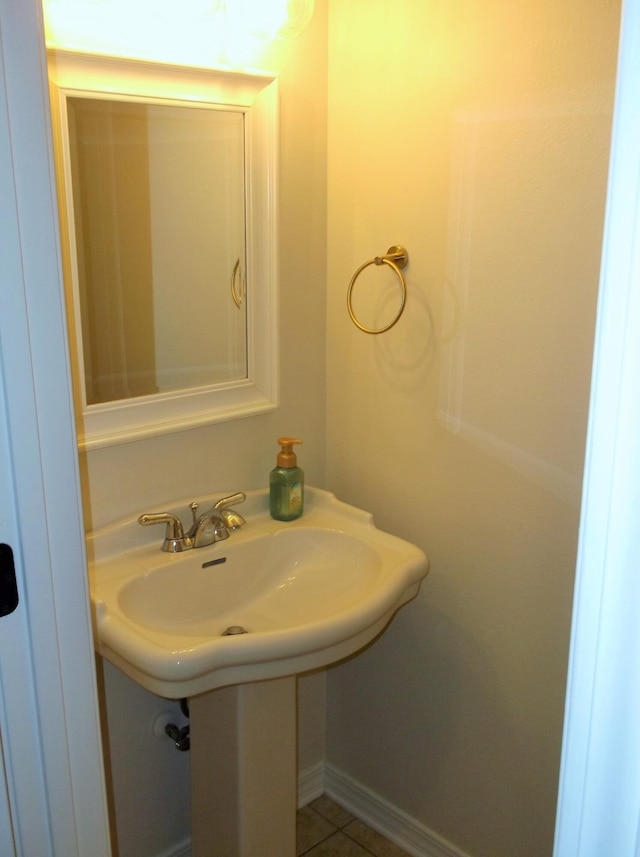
(269, 466, 304, 521)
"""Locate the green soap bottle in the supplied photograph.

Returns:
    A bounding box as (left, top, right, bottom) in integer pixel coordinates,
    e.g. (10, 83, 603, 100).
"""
(269, 437, 304, 521)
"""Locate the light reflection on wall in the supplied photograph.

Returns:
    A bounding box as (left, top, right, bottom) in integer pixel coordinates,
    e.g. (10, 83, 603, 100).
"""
(42, 0, 285, 68)
(439, 100, 609, 503)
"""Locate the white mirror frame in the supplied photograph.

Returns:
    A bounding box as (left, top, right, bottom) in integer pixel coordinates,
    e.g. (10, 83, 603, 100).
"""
(48, 51, 278, 450)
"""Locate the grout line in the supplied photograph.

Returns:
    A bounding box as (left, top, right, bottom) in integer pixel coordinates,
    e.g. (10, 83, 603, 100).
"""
(342, 831, 382, 857)
(297, 807, 411, 857)
(296, 806, 337, 856)
(342, 823, 408, 857)
(297, 830, 337, 856)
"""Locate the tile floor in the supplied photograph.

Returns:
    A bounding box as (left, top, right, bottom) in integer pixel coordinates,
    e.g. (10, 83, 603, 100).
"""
(297, 795, 410, 857)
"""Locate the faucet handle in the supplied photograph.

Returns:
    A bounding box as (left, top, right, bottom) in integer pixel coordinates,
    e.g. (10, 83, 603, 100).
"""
(138, 512, 193, 553)
(214, 492, 246, 530)
(213, 492, 246, 512)
(220, 508, 246, 530)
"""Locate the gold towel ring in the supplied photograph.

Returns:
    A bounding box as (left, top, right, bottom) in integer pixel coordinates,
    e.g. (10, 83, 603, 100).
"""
(347, 245, 408, 334)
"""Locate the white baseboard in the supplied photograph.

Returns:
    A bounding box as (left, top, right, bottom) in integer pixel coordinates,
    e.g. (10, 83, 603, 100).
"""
(298, 760, 326, 808)
(323, 763, 472, 857)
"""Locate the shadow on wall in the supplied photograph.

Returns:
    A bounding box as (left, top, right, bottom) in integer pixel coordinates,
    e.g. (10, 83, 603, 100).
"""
(374, 280, 438, 393)
(328, 596, 549, 854)
(97, 661, 191, 857)
(346, 252, 438, 393)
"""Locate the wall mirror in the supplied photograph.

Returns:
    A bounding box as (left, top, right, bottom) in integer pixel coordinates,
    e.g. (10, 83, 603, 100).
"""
(48, 52, 278, 450)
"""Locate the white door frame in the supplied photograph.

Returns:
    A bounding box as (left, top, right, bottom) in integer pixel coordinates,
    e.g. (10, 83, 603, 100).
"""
(0, 0, 111, 853)
(554, 0, 640, 855)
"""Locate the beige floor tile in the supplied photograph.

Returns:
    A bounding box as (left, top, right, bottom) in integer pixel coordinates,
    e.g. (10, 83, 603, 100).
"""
(344, 818, 409, 857)
(297, 795, 412, 857)
(303, 830, 372, 856)
(309, 794, 356, 829)
(297, 805, 336, 856)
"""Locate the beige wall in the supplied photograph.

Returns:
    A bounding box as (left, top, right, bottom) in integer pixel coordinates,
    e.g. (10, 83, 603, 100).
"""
(325, 2, 619, 856)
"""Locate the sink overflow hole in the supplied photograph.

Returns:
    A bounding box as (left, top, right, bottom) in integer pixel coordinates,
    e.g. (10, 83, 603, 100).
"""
(202, 557, 226, 568)
(222, 625, 248, 636)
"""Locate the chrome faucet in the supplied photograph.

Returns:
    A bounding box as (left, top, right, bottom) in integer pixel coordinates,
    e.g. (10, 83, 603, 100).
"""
(138, 492, 246, 552)
(138, 512, 193, 553)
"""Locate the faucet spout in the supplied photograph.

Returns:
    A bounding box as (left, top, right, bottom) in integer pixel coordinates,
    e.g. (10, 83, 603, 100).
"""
(188, 492, 246, 548)
(189, 513, 229, 548)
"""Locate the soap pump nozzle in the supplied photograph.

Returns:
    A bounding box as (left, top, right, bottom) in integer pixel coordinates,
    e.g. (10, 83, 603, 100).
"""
(277, 437, 302, 468)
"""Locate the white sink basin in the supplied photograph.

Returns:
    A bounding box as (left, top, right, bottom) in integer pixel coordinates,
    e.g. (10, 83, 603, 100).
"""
(87, 487, 428, 697)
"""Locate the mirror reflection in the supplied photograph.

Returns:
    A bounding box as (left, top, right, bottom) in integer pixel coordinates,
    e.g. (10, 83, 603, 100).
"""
(66, 96, 247, 406)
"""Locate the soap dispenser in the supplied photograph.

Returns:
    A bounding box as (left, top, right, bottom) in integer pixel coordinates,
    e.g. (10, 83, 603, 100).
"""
(270, 437, 304, 521)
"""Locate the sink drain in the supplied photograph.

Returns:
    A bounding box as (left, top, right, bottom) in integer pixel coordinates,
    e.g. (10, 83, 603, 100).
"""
(222, 625, 248, 636)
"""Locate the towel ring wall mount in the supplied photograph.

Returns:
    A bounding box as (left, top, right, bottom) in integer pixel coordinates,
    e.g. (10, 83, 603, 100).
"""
(347, 245, 409, 334)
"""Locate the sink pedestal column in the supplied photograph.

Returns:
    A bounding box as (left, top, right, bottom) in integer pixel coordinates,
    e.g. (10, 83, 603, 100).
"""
(189, 676, 297, 857)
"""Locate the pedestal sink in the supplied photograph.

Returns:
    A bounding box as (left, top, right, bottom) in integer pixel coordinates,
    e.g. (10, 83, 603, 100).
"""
(87, 487, 429, 856)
